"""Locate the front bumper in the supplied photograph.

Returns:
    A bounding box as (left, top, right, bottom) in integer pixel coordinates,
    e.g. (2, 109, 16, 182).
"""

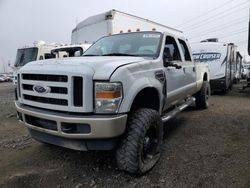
(15, 101, 127, 140)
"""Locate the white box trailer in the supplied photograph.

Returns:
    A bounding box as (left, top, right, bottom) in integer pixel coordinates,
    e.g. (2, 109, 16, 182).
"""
(71, 9, 182, 44)
(192, 39, 237, 93)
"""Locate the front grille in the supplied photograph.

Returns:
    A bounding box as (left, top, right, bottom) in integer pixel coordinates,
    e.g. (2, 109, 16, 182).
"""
(23, 84, 68, 94)
(25, 115, 57, 131)
(20, 73, 87, 112)
(22, 74, 68, 82)
(23, 94, 68, 106)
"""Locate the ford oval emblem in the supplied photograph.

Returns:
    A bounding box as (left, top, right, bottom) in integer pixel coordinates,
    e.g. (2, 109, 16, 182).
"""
(33, 85, 51, 94)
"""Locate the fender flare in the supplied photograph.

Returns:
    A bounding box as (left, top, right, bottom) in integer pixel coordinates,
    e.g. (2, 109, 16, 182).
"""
(118, 77, 164, 113)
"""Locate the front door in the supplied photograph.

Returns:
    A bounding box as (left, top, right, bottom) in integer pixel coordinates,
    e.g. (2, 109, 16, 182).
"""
(163, 35, 186, 109)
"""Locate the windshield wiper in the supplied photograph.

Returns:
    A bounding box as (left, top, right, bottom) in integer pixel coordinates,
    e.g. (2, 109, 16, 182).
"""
(102, 53, 138, 57)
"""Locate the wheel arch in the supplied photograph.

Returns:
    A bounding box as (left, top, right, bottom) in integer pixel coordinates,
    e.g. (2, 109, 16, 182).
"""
(129, 87, 161, 113)
(118, 79, 163, 113)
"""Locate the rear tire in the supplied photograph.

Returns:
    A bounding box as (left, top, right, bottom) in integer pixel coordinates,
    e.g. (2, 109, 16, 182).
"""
(116, 108, 163, 175)
(195, 81, 210, 109)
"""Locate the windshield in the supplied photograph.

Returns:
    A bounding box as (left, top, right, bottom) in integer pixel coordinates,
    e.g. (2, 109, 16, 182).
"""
(193, 52, 221, 62)
(14, 47, 38, 67)
(83, 32, 162, 58)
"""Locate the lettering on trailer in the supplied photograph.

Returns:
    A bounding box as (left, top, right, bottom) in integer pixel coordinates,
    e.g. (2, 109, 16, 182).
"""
(193, 52, 221, 62)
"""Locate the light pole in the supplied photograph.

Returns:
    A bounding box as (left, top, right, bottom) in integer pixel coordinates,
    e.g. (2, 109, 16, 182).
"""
(1, 57, 6, 73)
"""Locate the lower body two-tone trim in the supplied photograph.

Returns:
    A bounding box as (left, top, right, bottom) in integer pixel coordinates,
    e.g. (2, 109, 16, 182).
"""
(15, 102, 127, 150)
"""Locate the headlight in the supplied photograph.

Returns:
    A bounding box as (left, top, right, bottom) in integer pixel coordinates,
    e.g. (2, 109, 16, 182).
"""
(94, 82, 123, 114)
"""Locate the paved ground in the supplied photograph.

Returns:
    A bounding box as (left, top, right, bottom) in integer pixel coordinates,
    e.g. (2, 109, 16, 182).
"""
(0, 82, 250, 188)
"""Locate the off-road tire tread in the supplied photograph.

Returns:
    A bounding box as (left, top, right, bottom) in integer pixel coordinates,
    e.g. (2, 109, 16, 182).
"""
(116, 108, 163, 174)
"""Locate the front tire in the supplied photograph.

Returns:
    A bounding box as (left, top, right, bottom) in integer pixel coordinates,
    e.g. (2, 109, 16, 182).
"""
(195, 81, 210, 109)
(116, 108, 163, 175)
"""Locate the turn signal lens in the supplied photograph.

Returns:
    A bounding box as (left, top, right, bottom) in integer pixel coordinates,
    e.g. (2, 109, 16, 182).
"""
(96, 91, 121, 99)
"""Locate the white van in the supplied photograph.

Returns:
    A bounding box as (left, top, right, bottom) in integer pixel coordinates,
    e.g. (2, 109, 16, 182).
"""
(51, 44, 92, 58)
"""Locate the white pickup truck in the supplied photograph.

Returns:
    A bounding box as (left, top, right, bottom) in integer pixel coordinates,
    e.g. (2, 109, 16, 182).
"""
(15, 31, 209, 174)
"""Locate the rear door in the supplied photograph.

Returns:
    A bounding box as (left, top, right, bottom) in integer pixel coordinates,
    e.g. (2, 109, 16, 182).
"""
(178, 39, 196, 94)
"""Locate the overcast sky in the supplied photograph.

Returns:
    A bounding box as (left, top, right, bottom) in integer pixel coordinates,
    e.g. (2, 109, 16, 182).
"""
(0, 0, 249, 72)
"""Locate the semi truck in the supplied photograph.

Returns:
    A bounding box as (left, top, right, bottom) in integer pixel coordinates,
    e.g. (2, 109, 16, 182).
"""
(13, 41, 58, 84)
(192, 39, 237, 93)
(15, 12, 210, 174)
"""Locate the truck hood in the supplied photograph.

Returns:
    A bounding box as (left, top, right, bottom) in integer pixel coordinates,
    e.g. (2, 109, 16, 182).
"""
(21, 56, 145, 80)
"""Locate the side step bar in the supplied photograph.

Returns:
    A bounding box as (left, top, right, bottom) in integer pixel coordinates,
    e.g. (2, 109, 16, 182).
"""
(161, 97, 195, 123)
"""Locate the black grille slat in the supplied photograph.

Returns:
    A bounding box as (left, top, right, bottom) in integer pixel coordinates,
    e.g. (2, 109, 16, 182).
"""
(22, 74, 67, 82)
(73, 77, 83, 107)
(22, 84, 33, 91)
(51, 87, 68, 94)
(23, 94, 68, 106)
(22, 84, 68, 94)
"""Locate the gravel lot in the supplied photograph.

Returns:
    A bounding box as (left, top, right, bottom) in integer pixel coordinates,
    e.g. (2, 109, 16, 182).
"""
(0, 82, 250, 188)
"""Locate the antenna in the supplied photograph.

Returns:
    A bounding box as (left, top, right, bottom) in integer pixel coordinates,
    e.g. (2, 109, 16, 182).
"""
(248, 7, 250, 55)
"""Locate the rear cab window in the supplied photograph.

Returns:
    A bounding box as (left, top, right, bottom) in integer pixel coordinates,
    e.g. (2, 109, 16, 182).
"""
(178, 39, 191, 61)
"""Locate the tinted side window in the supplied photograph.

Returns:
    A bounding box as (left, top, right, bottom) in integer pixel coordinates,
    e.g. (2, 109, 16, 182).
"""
(178, 39, 191, 61)
(45, 53, 55, 59)
(165, 36, 181, 61)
